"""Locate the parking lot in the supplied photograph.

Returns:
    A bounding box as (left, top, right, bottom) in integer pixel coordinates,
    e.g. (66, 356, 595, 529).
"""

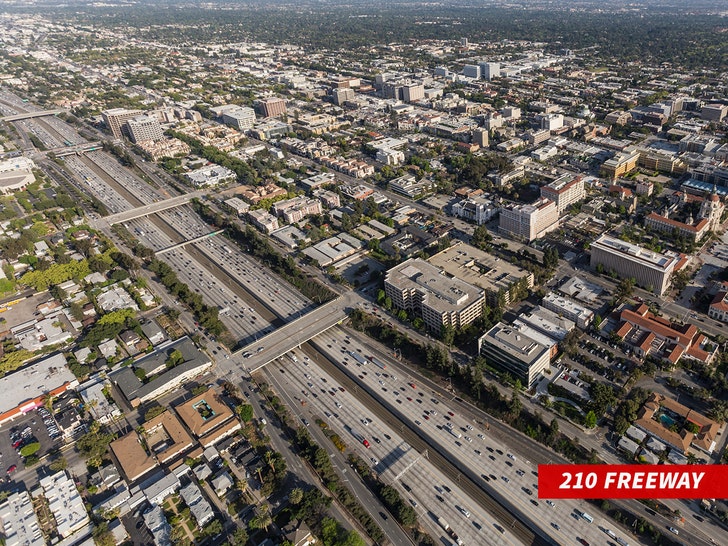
(0, 407, 62, 482)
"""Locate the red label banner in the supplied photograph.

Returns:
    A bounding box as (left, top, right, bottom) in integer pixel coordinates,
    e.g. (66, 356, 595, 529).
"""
(538, 465, 727, 499)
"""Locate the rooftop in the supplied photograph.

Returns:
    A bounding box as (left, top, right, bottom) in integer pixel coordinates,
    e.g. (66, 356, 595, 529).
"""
(110, 431, 157, 482)
(175, 389, 235, 438)
(591, 234, 681, 270)
(0, 353, 76, 417)
(479, 322, 551, 366)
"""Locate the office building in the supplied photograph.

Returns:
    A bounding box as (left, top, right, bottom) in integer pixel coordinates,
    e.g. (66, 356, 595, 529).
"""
(451, 196, 499, 225)
(472, 128, 489, 148)
(259, 97, 287, 117)
(428, 242, 534, 309)
(540, 175, 585, 214)
(701, 104, 728, 122)
(480, 62, 500, 80)
(403, 83, 425, 103)
(102, 108, 142, 139)
(539, 113, 564, 132)
(221, 105, 256, 130)
(384, 258, 484, 332)
(478, 322, 551, 388)
(126, 115, 164, 143)
(332, 87, 355, 106)
(248, 209, 279, 233)
(499, 198, 559, 242)
(462, 64, 481, 79)
(600, 150, 640, 179)
(542, 292, 594, 329)
(590, 234, 685, 296)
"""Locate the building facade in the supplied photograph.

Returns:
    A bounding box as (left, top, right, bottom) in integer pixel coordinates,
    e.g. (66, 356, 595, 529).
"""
(384, 258, 484, 332)
(102, 108, 142, 139)
(478, 322, 551, 388)
(499, 198, 559, 242)
(590, 234, 684, 296)
(540, 175, 585, 214)
(126, 115, 164, 143)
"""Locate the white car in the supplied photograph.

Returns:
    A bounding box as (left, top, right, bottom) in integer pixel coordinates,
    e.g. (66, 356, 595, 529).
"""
(668, 527, 679, 536)
(507, 453, 516, 460)
(458, 507, 471, 518)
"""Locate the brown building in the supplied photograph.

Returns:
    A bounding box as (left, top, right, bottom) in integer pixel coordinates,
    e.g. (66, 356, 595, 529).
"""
(175, 390, 241, 448)
(260, 97, 287, 118)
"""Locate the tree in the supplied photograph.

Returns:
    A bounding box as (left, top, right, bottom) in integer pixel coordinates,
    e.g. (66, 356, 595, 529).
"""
(144, 405, 166, 421)
(289, 487, 304, 505)
(616, 277, 635, 302)
(584, 410, 597, 429)
(440, 325, 456, 347)
(471, 225, 492, 250)
(231, 527, 249, 546)
(237, 403, 254, 422)
(203, 519, 223, 538)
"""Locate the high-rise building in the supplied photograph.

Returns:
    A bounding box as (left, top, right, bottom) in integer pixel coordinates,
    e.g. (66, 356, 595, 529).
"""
(480, 62, 500, 81)
(472, 128, 489, 148)
(478, 322, 551, 388)
(102, 108, 142, 139)
(402, 83, 425, 103)
(600, 150, 640, 179)
(260, 97, 287, 118)
(384, 258, 484, 332)
(462, 64, 481, 79)
(589, 234, 683, 296)
(126, 115, 164, 143)
(540, 175, 585, 214)
(332, 87, 355, 106)
(539, 113, 564, 132)
(499, 198, 559, 242)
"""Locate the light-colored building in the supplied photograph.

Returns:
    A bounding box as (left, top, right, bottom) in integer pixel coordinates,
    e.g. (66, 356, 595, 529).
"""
(540, 175, 585, 214)
(0, 156, 36, 195)
(332, 87, 355, 106)
(143, 505, 171, 546)
(478, 322, 551, 388)
(221, 105, 256, 130)
(272, 196, 322, 223)
(428, 242, 533, 308)
(403, 83, 425, 102)
(185, 164, 236, 187)
(224, 197, 250, 216)
(480, 62, 500, 80)
(600, 150, 640, 179)
(451, 196, 499, 225)
(78, 377, 122, 424)
(590, 234, 685, 296)
(102, 108, 142, 139)
(499, 198, 559, 242)
(645, 213, 710, 243)
(0, 491, 44, 546)
(248, 209, 280, 233)
(388, 174, 435, 198)
(0, 353, 77, 426)
(708, 285, 728, 323)
(126, 115, 164, 143)
(39, 471, 89, 539)
(541, 292, 594, 329)
(539, 113, 564, 132)
(384, 258, 484, 332)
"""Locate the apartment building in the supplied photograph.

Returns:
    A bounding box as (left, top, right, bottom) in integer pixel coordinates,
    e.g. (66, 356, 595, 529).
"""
(126, 114, 164, 143)
(499, 198, 559, 242)
(589, 234, 685, 296)
(384, 258, 484, 332)
(248, 209, 279, 233)
(102, 108, 142, 139)
(478, 322, 551, 388)
(272, 196, 322, 223)
(540, 174, 585, 214)
(332, 87, 355, 106)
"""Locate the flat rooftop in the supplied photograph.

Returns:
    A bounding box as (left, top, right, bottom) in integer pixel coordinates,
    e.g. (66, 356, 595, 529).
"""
(0, 353, 76, 415)
(387, 258, 483, 313)
(592, 234, 679, 270)
(558, 276, 603, 303)
(428, 242, 533, 294)
(480, 322, 550, 366)
(110, 432, 157, 482)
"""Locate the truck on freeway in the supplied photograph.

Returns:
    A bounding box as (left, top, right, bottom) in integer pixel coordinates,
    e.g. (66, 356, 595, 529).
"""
(349, 351, 369, 366)
(370, 356, 387, 370)
(345, 425, 370, 448)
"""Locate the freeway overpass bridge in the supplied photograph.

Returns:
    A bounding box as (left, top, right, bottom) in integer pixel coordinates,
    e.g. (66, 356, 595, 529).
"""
(2, 109, 64, 122)
(156, 229, 225, 255)
(232, 293, 359, 373)
(103, 190, 208, 225)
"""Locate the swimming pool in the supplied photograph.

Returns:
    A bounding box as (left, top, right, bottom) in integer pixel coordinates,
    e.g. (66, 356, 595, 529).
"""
(660, 413, 676, 427)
